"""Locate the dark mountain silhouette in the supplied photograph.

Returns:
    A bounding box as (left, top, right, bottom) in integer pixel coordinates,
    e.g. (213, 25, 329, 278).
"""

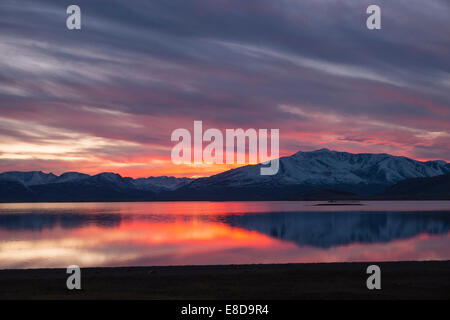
(0, 149, 448, 202)
(168, 149, 449, 200)
(0, 180, 35, 202)
(378, 174, 450, 200)
(0, 172, 193, 202)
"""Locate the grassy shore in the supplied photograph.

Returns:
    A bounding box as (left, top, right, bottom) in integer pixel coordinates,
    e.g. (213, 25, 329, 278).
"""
(0, 261, 449, 299)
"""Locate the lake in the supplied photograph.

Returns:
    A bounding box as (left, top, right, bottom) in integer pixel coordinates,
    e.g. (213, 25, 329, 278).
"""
(0, 201, 449, 269)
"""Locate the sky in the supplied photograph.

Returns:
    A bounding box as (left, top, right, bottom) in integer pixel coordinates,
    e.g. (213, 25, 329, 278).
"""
(0, 0, 449, 178)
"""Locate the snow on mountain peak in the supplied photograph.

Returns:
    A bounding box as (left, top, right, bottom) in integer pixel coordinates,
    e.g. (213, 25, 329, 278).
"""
(133, 176, 194, 191)
(1, 150, 448, 194)
(0, 171, 57, 186)
(194, 149, 449, 188)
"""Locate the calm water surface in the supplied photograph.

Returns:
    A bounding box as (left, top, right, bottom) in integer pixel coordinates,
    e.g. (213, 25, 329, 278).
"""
(0, 201, 449, 269)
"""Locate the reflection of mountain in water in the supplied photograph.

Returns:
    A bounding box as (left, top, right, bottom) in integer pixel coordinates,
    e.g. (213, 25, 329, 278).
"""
(2, 210, 450, 249)
(220, 211, 450, 248)
(0, 213, 123, 231)
(0, 212, 185, 231)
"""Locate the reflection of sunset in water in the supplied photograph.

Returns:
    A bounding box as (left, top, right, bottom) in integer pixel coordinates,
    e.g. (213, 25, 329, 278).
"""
(0, 201, 449, 269)
(3, 200, 450, 215)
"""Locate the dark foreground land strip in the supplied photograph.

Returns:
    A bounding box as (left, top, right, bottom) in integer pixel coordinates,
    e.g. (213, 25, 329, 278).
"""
(0, 261, 449, 299)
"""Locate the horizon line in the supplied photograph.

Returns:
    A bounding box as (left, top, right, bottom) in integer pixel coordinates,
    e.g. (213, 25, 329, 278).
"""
(1, 148, 448, 180)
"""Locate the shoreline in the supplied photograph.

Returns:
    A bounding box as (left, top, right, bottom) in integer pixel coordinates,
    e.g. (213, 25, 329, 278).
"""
(1, 199, 450, 204)
(1, 260, 449, 299)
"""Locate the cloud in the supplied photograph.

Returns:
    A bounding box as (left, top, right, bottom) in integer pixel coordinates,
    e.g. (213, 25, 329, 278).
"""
(0, 0, 449, 176)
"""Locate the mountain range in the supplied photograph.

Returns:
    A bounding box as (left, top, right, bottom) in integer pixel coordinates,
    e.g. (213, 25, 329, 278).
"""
(0, 149, 449, 202)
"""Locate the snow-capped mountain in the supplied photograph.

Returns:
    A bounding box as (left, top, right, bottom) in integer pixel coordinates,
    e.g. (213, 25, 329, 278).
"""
(0, 171, 58, 186)
(0, 171, 193, 194)
(56, 172, 90, 183)
(0, 149, 448, 202)
(0, 171, 91, 186)
(186, 149, 450, 189)
(133, 176, 194, 192)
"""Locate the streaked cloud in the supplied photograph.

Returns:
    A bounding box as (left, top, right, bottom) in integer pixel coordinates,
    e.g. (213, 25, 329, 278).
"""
(0, 0, 449, 176)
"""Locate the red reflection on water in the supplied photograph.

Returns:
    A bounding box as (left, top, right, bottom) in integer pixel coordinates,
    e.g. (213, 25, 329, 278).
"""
(2, 200, 450, 214)
(0, 201, 449, 269)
